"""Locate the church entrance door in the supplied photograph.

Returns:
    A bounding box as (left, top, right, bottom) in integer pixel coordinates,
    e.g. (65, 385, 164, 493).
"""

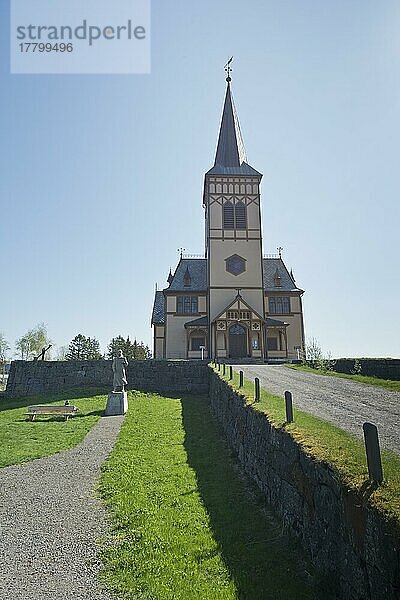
(229, 324, 247, 358)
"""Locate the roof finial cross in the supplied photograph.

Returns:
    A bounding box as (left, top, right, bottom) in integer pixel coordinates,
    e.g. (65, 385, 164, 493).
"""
(277, 246, 283, 258)
(177, 247, 186, 259)
(224, 56, 233, 83)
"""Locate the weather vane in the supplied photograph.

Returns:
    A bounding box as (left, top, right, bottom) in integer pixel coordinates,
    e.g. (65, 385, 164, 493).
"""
(224, 56, 233, 82)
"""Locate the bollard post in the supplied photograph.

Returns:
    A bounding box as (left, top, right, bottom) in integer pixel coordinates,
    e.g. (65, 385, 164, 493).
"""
(223, 364, 226, 376)
(254, 377, 260, 402)
(239, 370, 243, 387)
(218, 362, 220, 371)
(363, 422, 383, 484)
(284, 391, 293, 423)
(229, 366, 233, 380)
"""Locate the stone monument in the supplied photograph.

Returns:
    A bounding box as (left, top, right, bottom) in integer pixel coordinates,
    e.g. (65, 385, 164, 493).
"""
(105, 350, 128, 416)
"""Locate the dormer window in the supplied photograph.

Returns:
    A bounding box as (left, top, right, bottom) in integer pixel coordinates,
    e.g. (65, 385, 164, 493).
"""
(183, 266, 191, 287)
(273, 268, 282, 288)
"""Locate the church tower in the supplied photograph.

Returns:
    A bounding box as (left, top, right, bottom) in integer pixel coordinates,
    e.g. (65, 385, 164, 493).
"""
(203, 72, 266, 359)
(152, 64, 305, 361)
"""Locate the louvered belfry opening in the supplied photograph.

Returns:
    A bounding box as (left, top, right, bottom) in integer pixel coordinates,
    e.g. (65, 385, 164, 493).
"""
(223, 201, 234, 229)
(235, 201, 246, 229)
(223, 201, 247, 230)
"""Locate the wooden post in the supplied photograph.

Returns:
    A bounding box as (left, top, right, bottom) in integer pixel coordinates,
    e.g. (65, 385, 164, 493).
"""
(239, 370, 243, 387)
(229, 366, 233, 380)
(363, 422, 383, 484)
(284, 391, 293, 423)
(223, 364, 226, 376)
(255, 377, 260, 402)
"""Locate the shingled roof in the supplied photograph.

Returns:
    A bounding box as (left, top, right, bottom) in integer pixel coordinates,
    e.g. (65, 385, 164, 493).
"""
(151, 291, 165, 325)
(167, 259, 207, 292)
(163, 257, 301, 294)
(263, 258, 303, 292)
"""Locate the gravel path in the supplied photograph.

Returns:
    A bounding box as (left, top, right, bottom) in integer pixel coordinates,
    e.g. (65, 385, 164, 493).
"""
(0, 415, 124, 600)
(235, 365, 400, 454)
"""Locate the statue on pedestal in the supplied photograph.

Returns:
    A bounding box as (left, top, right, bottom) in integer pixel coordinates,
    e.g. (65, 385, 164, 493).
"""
(112, 350, 128, 392)
(105, 350, 129, 416)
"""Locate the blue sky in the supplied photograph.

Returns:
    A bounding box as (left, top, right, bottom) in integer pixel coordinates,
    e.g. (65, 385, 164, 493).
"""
(1, 0, 399, 358)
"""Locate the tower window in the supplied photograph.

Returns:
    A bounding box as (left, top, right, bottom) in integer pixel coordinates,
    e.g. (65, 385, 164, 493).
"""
(269, 297, 290, 315)
(223, 201, 234, 229)
(235, 202, 247, 229)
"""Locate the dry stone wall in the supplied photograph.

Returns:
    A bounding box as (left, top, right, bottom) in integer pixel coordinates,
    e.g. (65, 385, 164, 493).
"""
(209, 370, 400, 600)
(5, 360, 210, 397)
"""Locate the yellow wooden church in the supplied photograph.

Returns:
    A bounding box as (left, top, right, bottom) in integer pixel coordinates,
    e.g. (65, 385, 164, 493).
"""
(152, 73, 305, 361)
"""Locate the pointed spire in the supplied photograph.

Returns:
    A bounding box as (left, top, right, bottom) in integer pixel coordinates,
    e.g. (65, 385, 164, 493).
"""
(214, 82, 247, 168)
(167, 269, 173, 285)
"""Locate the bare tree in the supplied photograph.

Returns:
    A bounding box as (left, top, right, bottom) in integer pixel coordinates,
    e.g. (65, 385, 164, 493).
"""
(55, 345, 68, 361)
(0, 333, 10, 389)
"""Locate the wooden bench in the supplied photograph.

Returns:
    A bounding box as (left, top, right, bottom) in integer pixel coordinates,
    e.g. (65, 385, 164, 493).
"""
(26, 405, 78, 421)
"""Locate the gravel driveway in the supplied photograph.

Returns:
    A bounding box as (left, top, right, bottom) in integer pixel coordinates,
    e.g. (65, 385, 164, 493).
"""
(235, 365, 400, 454)
(0, 415, 124, 600)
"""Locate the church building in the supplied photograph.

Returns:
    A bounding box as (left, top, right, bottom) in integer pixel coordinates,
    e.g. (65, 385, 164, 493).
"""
(152, 72, 305, 361)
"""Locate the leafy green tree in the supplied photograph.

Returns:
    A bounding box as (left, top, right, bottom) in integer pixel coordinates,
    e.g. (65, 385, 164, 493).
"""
(65, 334, 102, 360)
(304, 337, 334, 371)
(15, 323, 51, 360)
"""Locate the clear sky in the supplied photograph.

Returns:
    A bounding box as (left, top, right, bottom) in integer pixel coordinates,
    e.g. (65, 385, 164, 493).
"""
(1, 0, 399, 358)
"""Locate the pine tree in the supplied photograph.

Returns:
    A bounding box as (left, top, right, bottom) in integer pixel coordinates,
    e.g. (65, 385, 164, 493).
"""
(66, 334, 102, 360)
(86, 337, 102, 360)
(107, 335, 126, 359)
(106, 335, 151, 360)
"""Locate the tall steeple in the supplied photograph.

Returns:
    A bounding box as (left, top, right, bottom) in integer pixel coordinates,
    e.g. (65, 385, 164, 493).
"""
(214, 82, 247, 168)
(207, 62, 261, 177)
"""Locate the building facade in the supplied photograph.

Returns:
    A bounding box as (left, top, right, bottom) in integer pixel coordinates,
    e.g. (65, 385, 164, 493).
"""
(152, 77, 305, 361)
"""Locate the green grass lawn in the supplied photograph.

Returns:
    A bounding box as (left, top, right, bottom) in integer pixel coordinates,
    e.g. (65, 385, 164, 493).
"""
(287, 364, 400, 392)
(99, 391, 318, 600)
(0, 389, 107, 468)
(217, 367, 400, 524)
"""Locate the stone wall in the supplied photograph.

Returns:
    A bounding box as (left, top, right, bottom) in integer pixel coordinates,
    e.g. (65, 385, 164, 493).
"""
(209, 371, 400, 600)
(5, 360, 210, 397)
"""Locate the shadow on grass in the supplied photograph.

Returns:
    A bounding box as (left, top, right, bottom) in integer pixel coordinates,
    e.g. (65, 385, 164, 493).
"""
(181, 395, 318, 600)
(0, 388, 108, 413)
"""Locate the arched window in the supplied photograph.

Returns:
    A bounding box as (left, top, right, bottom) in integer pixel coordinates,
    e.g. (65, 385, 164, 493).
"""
(223, 201, 234, 229)
(235, 201, 247, 229)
